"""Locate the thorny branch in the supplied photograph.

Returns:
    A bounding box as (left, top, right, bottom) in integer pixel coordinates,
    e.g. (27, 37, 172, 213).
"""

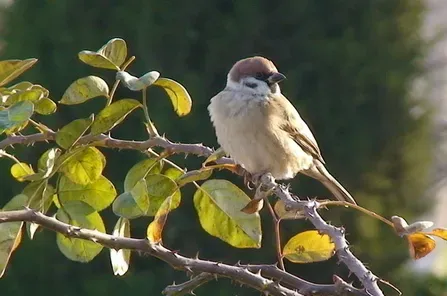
(0, 130, 384, 296)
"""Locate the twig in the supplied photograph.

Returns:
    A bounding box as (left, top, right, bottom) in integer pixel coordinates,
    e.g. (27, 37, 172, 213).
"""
(162, 273, 215, 296)
(265, 201, 285, 271)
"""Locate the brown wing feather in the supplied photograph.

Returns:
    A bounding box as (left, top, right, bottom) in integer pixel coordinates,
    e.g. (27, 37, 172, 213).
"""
(272, 94, 325, 164)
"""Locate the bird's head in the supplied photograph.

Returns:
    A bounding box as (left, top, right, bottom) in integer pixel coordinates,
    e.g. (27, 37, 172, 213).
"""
(226, 56, 286, 95)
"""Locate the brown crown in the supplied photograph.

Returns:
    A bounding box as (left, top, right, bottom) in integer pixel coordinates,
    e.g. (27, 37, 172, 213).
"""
(228, 56, 278, 82)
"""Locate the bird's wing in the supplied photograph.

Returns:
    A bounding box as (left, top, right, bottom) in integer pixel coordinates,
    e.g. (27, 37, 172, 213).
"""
(272, 94, 325, 164)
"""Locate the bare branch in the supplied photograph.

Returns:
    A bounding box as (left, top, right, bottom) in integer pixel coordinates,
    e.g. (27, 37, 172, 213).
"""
(0, 131, 213, 157)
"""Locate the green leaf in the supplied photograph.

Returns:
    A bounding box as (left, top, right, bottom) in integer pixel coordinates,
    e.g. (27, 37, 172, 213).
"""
(163, 167, 184, 181)
(90, 99, 141, 136)
(110, 218, 131, 276)
(21, 180, 47, 206)
(153, 78, 192, 116)
(58, 175, 116, 212)
(10, 162, 35, 182)
(29, 84, 49, 97)
(34, 97, 57, 115)
(0, 194, 27, 278)
(0, 101, 34, 134)
(0, 59, 38, 87)
(26, 184, 56, 239)
(78, 38, 127, 70)
(145, 174, 179, 216)
(193, 179, 261, 248)
(35, 148, 61, 179)
(97, 38, 127, 68)
(5, 89, 43, 106)
(56, 115, 94, 149)
(59, 76, 109, 105)
(113, 179, 150, 219)
(124, 158, 163, 192)
(283, 230, 335, 263)
(177, 168, 213, 186)
(6, 81, 33, 92)
(56, 201, 105, 262)
(60, 146, 105, 185)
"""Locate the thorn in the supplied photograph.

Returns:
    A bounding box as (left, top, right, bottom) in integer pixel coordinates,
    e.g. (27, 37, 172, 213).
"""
(194, 251, 199, 259)
(235, 260, 242, 266)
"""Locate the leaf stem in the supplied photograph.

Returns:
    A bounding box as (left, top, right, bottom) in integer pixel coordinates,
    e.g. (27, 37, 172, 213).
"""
(142, 88, 159, 137)
(107, 56, 136, 106)
(319, 200, 394, 227)
(266, 201, 285, 271)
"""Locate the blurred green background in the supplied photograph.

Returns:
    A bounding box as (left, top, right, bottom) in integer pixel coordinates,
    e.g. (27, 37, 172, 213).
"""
(0, 0, 445, 295)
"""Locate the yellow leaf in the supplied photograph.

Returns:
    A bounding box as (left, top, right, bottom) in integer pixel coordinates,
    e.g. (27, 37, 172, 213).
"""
(110, 217, 131, 276)
(283, 230, 335, 263)
(153, 78, 192, 116)
(78, 38, 127, 70)
(194, 179, 261, 248)
(97, 38, 127, 67)
(147, 193, 175, 243)
(407, 232, 436, 260)
(10, 162, 35, 182)
(90, 99, 141, 136)
(60, 146, 105, 185)
(58, 175, 116, 212)
(34, 97, 57, 115)
(59, 76, 109, 105)
(0, 59, 38, 87)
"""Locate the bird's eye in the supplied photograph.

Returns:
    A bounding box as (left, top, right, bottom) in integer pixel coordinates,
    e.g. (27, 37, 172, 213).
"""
(255, 72, 263, 79)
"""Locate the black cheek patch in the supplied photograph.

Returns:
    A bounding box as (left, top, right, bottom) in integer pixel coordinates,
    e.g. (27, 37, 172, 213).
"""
(244, 82, 258, 88)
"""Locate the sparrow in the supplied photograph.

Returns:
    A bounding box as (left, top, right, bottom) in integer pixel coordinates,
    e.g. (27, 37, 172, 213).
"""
(208, 56, 357, 204)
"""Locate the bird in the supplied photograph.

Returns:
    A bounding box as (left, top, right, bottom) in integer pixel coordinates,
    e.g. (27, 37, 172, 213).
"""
(208, 56, 357, 205)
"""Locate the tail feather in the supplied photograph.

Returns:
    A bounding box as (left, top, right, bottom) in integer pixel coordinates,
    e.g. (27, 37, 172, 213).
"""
(302, 161, 357, 205)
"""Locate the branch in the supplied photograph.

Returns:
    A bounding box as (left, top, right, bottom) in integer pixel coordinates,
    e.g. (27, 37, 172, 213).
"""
(162, 272, 215, 296)
(0, 208, 300, 296)
(0, 208, 365, 296)
(0, 131, 213, 157)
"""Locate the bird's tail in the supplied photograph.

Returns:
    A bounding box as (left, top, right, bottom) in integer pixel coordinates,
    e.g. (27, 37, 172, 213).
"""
(302, 161, 357, 205)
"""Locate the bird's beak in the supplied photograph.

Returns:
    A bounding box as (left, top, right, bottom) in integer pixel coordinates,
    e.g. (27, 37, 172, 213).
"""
(267, 72, 286, 84)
